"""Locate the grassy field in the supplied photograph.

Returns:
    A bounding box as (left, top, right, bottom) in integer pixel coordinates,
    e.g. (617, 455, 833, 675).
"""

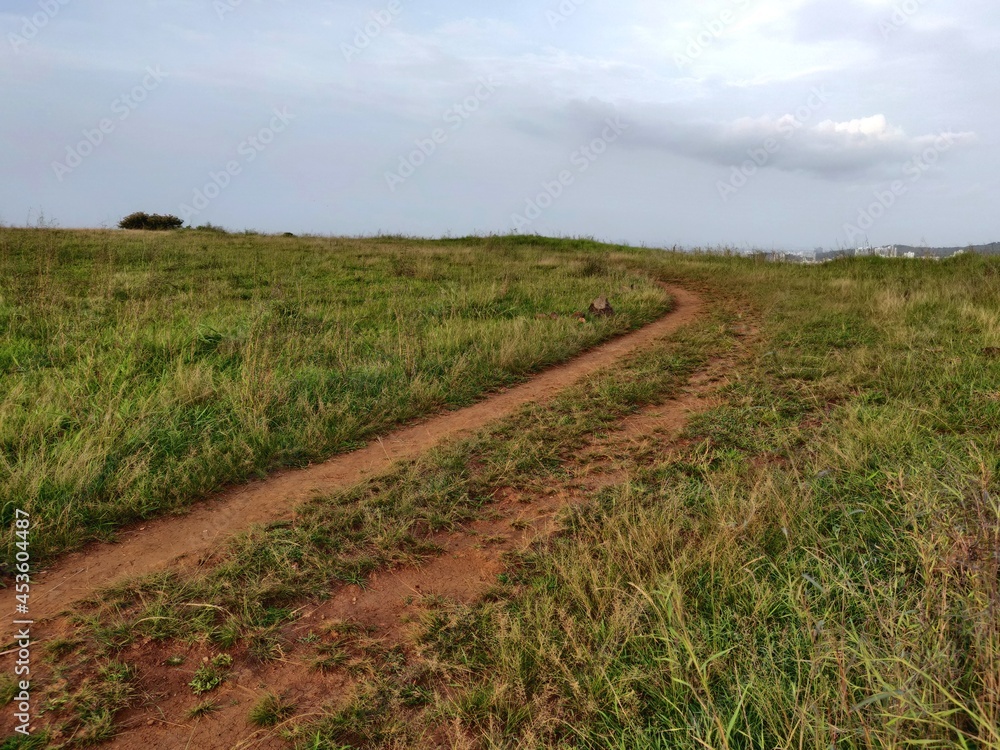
(281, 250, 999, 749)
(2, 236, 1000, 748)
(0, 230, 668, 566)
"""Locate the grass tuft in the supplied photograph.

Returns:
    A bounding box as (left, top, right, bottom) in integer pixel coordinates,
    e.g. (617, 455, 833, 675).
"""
(249, 693, 295, 727)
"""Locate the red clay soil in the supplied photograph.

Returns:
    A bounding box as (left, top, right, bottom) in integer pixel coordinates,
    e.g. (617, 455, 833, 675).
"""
(0, 284, 703, 639)
(96, 358, 730, 750)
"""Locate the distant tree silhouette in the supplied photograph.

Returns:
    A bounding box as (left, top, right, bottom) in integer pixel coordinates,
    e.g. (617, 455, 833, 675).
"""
(118, 212, 183, 231)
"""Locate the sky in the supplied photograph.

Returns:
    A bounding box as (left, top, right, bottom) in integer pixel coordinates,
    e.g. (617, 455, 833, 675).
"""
(2, 0, 998, 251)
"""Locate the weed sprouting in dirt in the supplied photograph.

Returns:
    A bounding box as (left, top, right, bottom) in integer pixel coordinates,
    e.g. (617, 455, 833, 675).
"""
(189, 663, 226, 695)
(186, 699, 219, 719)
(249, 692, 295, 727)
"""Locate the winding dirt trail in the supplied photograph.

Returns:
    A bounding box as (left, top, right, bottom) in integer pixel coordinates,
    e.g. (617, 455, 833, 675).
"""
(101, 333, 745, 750)
(0, 284, 703, 638)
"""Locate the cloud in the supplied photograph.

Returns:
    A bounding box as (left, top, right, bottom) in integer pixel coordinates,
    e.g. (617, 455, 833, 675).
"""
(1, 0, 996, 247)
(552, 97, 977, 180)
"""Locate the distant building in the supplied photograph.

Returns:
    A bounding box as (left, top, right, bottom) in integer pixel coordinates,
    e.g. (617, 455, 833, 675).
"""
(855, 244, 900, 258)
(757, 241, 997, 264)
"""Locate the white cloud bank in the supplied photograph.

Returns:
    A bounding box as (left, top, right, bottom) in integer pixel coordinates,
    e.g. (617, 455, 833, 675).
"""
(555, 97, 977, 180)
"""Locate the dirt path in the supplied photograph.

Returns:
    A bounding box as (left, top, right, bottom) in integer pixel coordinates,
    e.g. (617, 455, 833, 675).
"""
(0, 285, 703, 635)
(102, 355, 734, 750)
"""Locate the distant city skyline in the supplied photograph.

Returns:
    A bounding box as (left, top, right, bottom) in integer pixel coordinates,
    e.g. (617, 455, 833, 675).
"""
(2, 0, 998, 250)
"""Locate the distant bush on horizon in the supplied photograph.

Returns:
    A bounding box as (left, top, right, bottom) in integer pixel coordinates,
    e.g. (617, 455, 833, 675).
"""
(191, 222, 229, 233)
(118, 212, 183, 231)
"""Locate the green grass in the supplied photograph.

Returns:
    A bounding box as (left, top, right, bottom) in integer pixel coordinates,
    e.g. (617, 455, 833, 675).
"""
(283, 250, 999, 748)
(186, 699, 219, 719)
(0, 673, 16, 706)
(20, 659, 139, 747)
(4, 235, 1000, 748)
(372, 250, 999, 749)
(249, 693, 295, 727)
(0, 230, 669, 565)
(67, 297, 717, 652)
